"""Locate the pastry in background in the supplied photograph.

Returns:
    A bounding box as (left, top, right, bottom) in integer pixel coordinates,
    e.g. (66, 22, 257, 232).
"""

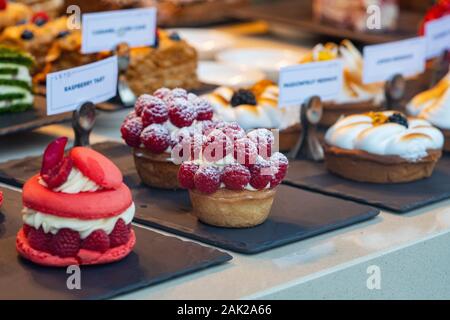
(204, 80, 300, 152)
(17, 137, 136, 266)
(301, 40, 385, 127)
(120, 87, 213, 189)
(0, 46, 34, 113)
(0, 16, 68, 72)
(125, 30, 199, 96)
(15, 0, 63, 18)
(175, 121, 288, 228)
(313, 0, 399, 32)
(407, 71, 450, 151)
(324, 111, 444, 183)
(0, 1, 33, 32)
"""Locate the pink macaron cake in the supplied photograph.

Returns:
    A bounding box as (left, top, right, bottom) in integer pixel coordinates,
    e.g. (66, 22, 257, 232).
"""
(16, 138, 136, 267)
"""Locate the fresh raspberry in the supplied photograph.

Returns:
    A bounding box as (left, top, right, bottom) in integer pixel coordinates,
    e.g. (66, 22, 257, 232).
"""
(170, 88, 188, 100)
(270, 152, 288, 188)
(194, 166, 221, 194)
(0, 0, 7, 11)
(121, 117, 143, 148)
(203, 130, 232, 162)
(50, 228, 81, 258)
(81, 230, 110, 253)
(23, 224, 32, 237)
(216, 122, 246, 142)
(201, 120, 219, 135)
(168, 98, 196, 128)
(134, 94, 154, 116)
(109, 219, 131, 248)
(172, 129, 203, 161)
(222, 164, 251, 191)
(192, 97, 213, 121)
(27, 227, 53, 252)
(249, 158, 274, 190)
(140, 124, 171, 153)
(141, 97, 168, 126)
(178, 163, 199, 189)
(31, 12, 49, 26)
(234, 138, 257, 167)
(125, 110, 137, 121)
(41, 156, 73, 189)
(248, 129, 274, 159)
(153, 87, 171, 100)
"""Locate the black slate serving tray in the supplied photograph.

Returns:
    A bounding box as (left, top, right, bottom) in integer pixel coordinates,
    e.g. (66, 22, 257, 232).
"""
(0, 142, 380, 254)
(0, 96, 72, 137)
(284, 156, 450, 213)
(0, 187, 231, 299)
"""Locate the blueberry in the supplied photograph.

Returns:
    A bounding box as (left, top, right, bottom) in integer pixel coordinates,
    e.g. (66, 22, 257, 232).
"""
(388, 113, 408, 128)
(16, 19, 27, 26)
(21, 30, 34, 40)
(169, 32, 181, 41)
(56, 30, 71, 39)
(34, 18, 47, 27)
(230, 89, 257, 107)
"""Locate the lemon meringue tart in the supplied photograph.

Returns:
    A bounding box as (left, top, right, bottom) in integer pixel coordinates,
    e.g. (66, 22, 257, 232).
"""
(204, 80, 301, 152)
(301, 40, 385, 127)
(407, 71, 450, 152)
(324, 111, 444, 183)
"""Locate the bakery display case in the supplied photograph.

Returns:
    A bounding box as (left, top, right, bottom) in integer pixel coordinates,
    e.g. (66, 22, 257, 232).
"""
(0, 0, 450, 302)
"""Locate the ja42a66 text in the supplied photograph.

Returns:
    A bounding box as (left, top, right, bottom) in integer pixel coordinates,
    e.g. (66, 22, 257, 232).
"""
(177, 304, 272, 318)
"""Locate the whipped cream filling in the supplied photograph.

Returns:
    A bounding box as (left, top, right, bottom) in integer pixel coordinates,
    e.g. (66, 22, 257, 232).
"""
(325, 113, 444, 161)
(39, 167, 101, 194)
(0, 63, 32, 84)
(22, 203, 135, 239)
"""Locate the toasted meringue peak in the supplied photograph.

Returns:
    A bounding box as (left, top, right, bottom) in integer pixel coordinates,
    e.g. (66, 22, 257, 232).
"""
(407, 72, 450, 129)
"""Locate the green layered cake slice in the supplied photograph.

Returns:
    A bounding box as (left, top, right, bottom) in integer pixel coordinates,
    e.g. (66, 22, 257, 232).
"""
(0, 46, 34, 113)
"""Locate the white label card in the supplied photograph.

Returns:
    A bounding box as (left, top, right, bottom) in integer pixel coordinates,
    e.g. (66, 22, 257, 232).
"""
(363, 37, 426, 84)
(278, 60, 343, 107)
(425, 15, 450, 59)
(46, 56, 118, 116)
(81, 8, 157, 54)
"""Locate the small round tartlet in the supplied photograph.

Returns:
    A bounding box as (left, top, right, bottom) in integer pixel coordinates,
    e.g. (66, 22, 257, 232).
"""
(203, 80, 301, 152)
(121, 88, 214, 189)
(16, 138, 136, 267)
(407, 71, 450, 152)
(324, 112, 444, 183)
(175, 121, 288, 228)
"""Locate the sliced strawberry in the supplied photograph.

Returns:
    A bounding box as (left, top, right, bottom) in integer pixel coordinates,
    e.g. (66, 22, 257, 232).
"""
(40, 137, 68, 176)
(41, 157, 73, 189)
(81, 230, 110, 253)
(40, 137, 73, 189)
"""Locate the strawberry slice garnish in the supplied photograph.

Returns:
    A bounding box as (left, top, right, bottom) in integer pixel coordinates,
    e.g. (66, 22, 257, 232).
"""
(40, 137, 73, 189)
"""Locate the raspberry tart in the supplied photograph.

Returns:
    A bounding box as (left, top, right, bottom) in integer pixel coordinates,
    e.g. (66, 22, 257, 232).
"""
(16, 137, 136, 267)
(175, 121, 289, 228)
(203, 80, 300, 152)
(324, 111, 444, 183)
(121, 87, 214, 189)
(407, 71, 450, 152)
